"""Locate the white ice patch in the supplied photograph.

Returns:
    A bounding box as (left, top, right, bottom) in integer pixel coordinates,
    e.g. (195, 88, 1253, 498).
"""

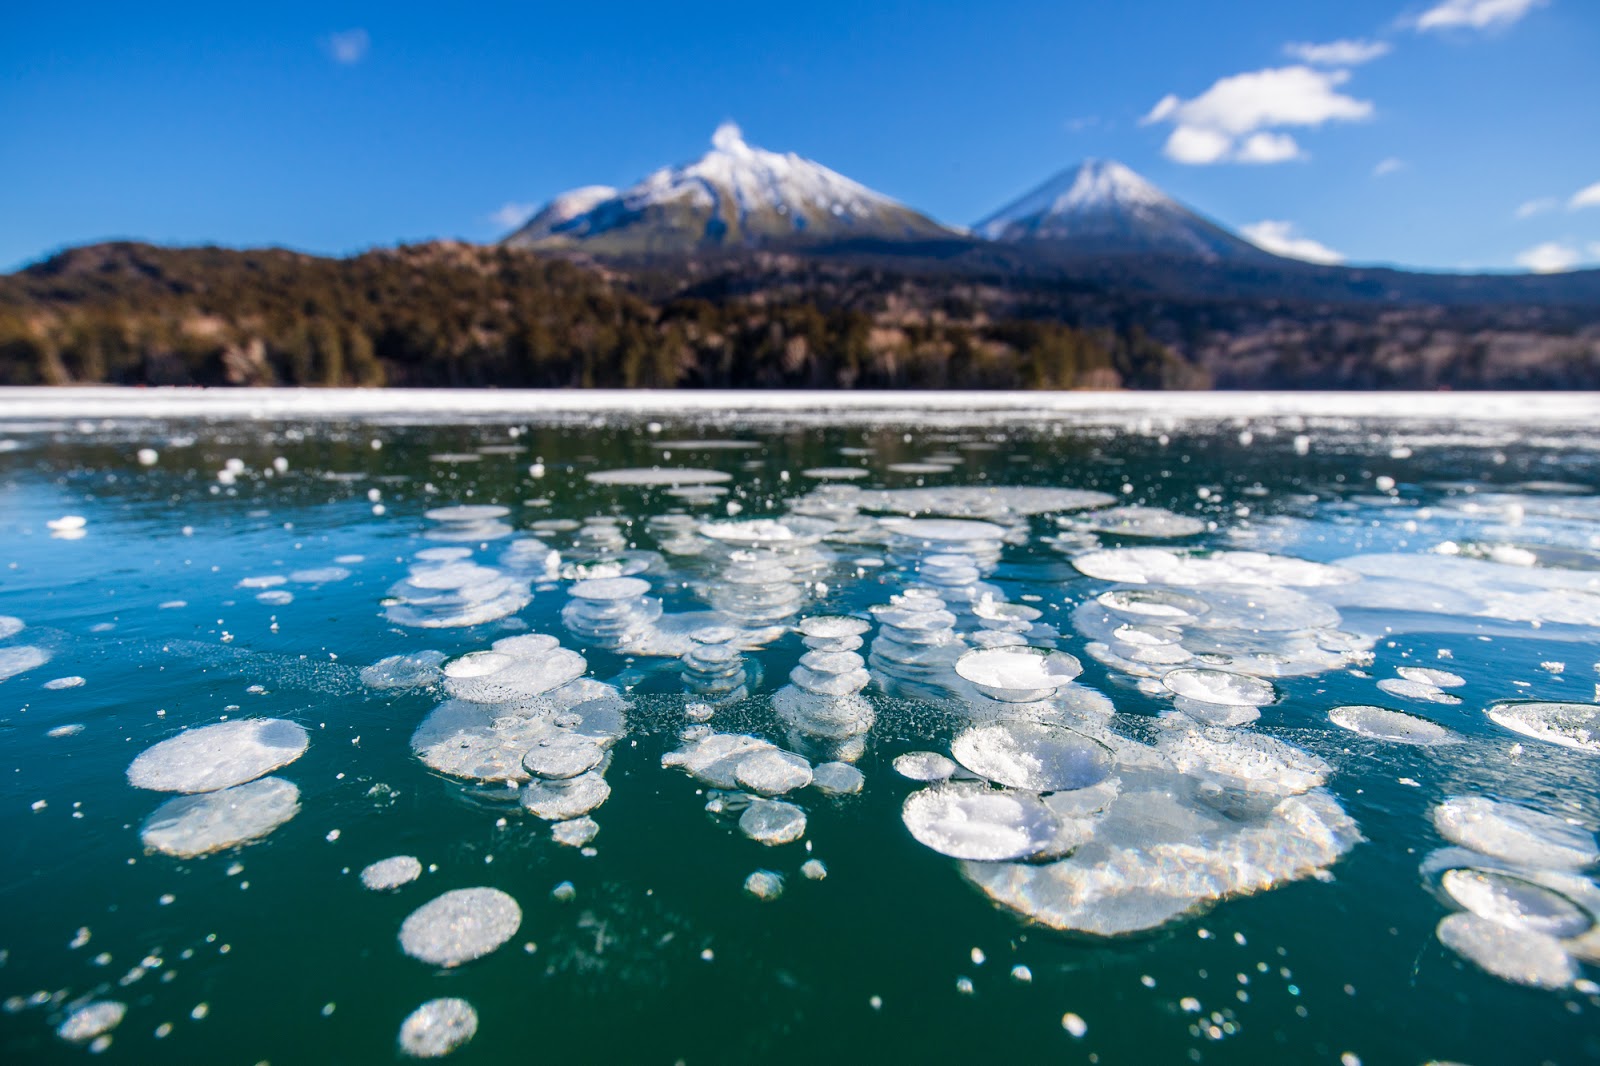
(1440, 869, 1592, 938)
(361, 855, 424, 891)
(811, 761, 865, 795)
(127, 719, 309, 793)
(1486, 701, 1600, 754)
(1328, 705, 1458, 746)
(520, 771, 611, 820)
(399, 888, 521, 967)
(1433, 797, 1598, 869)
(734, 750, 814, 795)
(57, 1000, 126, 1043)
(587, 467, 733, 486)
(739, 799, 808, 845)
(398, 997, 478, 1058)
(140, 776, 301, 857)
(0, 645, 50, 682)
(893, 751, 959, 781)
(951, 721, 1113, 792)
(1435, 912, 1577, 989)
(903, 782, 1062, 861)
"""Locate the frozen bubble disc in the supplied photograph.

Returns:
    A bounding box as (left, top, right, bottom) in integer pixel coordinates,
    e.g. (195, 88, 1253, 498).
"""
(522, 733, 608, 780)
(569, 576, 651, 601)
(1485, 700, 1600, 754)
(1440, 869, 1593, 938)
(361, 855, 424, 891)
(1162, 668, 1275, 708)
(735, 750, 814, 795)
(587, 467, 733, 486)
(127, 718, 309, 793)
(951, 721, 1114, 793)
(140, 777, 300, 857)
(902, 782, 1061, 861)
(1328, 705, 1459, 746)
(1435, 912, 1578, 989)
(57, 1001, 126, 1043)
(739, 799, 808, 845)
(955, 647, 1083, 702)
(398, 998, 478, 1058)
(521, 772, 611, 820)
(1433, 797, 1598, 869)
(1096, 587, 1209, 620)
(400, 888, 521, 967)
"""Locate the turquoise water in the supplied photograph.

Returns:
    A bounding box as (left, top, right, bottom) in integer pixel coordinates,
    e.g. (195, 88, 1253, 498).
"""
(1, 403, 1598, 1064)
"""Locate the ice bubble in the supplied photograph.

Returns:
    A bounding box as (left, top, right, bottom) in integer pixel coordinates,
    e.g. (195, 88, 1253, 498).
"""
(361, 856, 424, 891)
(735, 750, 814, 795)
(1440, 869, 1592, 938)
(1376, 678, 1461, 705)
(798, 615, 872, 640)
(521, 771, 611, 820)
(411, 700, 608, 783)
(587, 467, 733, 486)
(951, 721, 1113, 792)
(361, 651, 446, 690)
(1159, 727, 1329, 796)
(1096, 588, 1209, 620)
(744, 870, 784, 900)
(47, 514, 87, 533)
(1397, 666, 1465, 688)
(0, 615, 23, 639)
(880, 517, 1008, 544)
(290, 567, 350, 584)
(1066, 506, 1205, 538)
(893, 751, 959, 781)
(1485, 701, 1600, 754)
(1433, 798, 1598, 869)
(739, 799, 808, 845)
(137, 448, 159, 466)
(256, 589, 294, 606)
(57, 1000, 126, 1043)
(812, 762, 865, 796)
(140, 777, 300, 857)
(1435, 912, 1577, 989)
(127, 719, 309, 793)
(551, 817, 599, 847)
(801, 858, 828, 880)
(852, 486, 1113, 519)
(902, 782, 1061, 861)
(398, 997, 478, 1058)
(43, 676, 86, 690)
(1075, 548, 1354, 588)
(803, 467, 870, 480)
(522, 732, 609, 780)
(1162, 668, 1275, 708)
(444, 647, 588, 703)
(662, 733, 778, 789)
(954, 647, 1083, 701)
(0, 645, 50, 682)
(1328, 706, 1459, 746)
(399, 887, 521, 967)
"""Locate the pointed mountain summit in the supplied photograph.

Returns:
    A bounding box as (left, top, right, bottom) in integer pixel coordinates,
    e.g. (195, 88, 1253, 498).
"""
(974, 159, 1269, 263)
(505, 123, 956, 255)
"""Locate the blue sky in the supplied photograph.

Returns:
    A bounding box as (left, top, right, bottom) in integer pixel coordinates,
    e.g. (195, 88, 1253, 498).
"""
(4, 0, 1597, 273)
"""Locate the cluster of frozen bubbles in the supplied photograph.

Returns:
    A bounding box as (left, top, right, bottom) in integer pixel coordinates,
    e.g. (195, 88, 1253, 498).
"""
(67, 469, 1600, 1055)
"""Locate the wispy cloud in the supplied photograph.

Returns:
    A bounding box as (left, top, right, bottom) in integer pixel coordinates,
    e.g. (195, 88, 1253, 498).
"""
(1411, 0, 1547, 33)
(1143, 66, 1372, 166)
(1242, 220, 1346, 264)
(1571, 182, 1600, 210)
(1514, 240, 1580, 273)
(1372, 157, 1407, 177)
(1284, 39, 1391, 66)
(323, 28, 370, 66)
(1514, 196, 1558, 219)
(490, 202, 539, 230)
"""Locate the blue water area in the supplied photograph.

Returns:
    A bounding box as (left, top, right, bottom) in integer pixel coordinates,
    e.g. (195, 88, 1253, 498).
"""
(1, 403, 1598, 1064)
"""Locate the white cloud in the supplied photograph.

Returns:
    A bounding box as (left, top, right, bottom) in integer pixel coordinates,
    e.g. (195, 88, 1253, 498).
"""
(1143, 66, 1373, 165)
(490, 202, 539, 230)
(1372, 157, 1407, 176)
(1413, 0, 1546, 32)
(1590, 242, 1600, 258)
(1570, 182, 1600, 210)
(324, 28, 370, 65)
(1164, 125, 1234, 165)
(1242, 220, 1346, 264)
(1235, 132, 1303, 164)
(1515, 196, 1558, 219)
(1514, 241, 1580, 273)
(1285, 39, 1392, 66)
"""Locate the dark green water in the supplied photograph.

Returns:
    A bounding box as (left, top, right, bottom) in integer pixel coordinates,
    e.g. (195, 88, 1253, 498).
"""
(1, 401, 1598, 1065)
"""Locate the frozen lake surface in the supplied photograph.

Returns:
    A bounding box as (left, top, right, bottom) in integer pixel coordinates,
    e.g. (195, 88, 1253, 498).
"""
(1, 389, 1598, 1063)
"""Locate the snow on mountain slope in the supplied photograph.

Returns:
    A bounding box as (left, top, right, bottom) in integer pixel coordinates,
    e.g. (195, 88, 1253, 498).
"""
(505, 123, 955, 253)
(973, 159, 1269, 263)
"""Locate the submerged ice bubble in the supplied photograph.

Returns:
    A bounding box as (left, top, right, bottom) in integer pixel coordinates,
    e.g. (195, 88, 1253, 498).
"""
(739, 799, 808, 845)
(902, 782, 1062, 862)
(1439, 869, 1593, 938)
(1435, 912, 1577, 989)
(399, 888, 521, 967)
(398, 998, 478, 1058)
(954, 647, 1082, 702)
(1485, 701, 1600, 754)
(361, 855, 424, 891)
(1329, 705, 1459, 746)
(141, 777, 301, 857)
(0, 645, 50, 682)
(127, 719, 309, 793)
(521, 771, 611, 820)
(1433, 798, 1598, 869)
(57, 1000, 126, 1043)
(951, 721, 1113, 792)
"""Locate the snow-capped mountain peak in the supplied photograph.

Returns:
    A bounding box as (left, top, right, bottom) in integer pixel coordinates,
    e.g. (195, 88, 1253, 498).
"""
(974, 159, 1267, 263)
(505, 124, 955, 253)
